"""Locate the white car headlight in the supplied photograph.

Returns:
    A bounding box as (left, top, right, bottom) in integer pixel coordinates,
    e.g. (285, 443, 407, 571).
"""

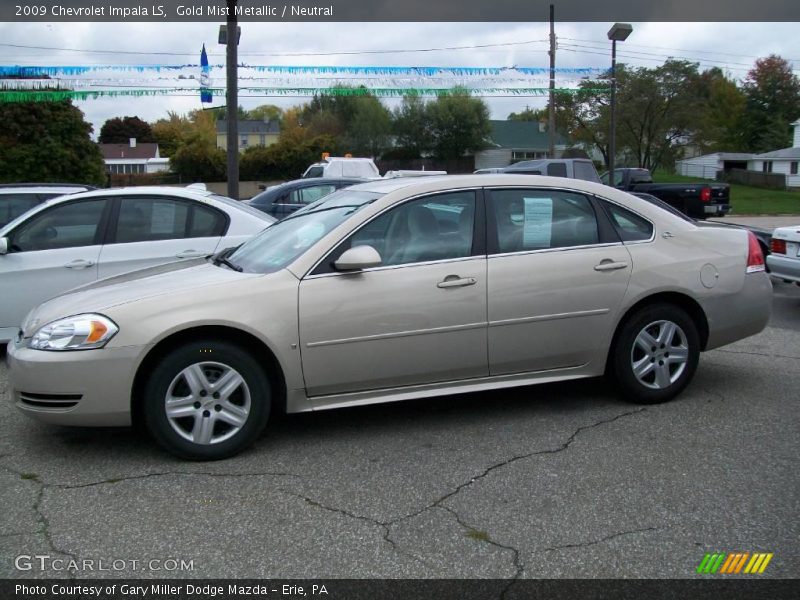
(28, 314, 118, 351)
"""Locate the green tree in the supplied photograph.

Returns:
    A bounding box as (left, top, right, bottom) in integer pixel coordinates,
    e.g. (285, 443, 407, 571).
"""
(693, 68, 747, 152)
(151, 111, 190, 158)
(170, 132, 226, 181)
(741, 55, 800, 152)
(342, 96, 392, 157)
(427, 89, 491, 159)
(0, 100, 105, 185)
(98, 115, 155, 144)
(247, 104, 284, 122)
(392, 95, 433, 157)
(507, 106, 548, 121)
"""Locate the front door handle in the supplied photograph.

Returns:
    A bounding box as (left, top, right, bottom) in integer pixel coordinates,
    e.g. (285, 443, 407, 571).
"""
(175, 250, 206, 259)
(437, 275, 477, 288)
(64, 259, 95, 269)
(594, 260, 628, 272)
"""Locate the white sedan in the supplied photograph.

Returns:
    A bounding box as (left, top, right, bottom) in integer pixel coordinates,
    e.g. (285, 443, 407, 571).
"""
(767, 225, 800, 285)
(0, 186, 274, 342)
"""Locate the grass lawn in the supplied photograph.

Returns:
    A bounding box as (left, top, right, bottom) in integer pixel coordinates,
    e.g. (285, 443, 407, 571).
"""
(651, 171, 800, 215)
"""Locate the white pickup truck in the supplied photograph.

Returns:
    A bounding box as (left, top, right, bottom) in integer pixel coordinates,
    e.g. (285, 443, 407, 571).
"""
(302, 157, 380, 179)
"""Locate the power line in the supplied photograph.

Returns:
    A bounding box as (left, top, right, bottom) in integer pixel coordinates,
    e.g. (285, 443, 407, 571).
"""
(560, 37, 799, 64)
(0, 39, 550, 58)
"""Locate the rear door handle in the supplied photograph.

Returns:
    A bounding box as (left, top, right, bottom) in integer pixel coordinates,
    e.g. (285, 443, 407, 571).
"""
(437, 276, 477, 288)
(64, 259, 95, 269)
(175, 250, 206, 259)
(594, 260, 628, 272)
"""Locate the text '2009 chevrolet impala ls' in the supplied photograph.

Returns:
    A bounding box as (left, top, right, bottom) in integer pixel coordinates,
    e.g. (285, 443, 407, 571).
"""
(8, 175, 772, 460)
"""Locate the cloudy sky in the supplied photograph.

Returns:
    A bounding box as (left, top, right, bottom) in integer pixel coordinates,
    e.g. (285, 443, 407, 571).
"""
(0, 21, 798, 135)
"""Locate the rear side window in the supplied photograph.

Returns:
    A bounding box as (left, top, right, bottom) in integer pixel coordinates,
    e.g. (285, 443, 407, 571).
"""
(305, 166, 325, 178)
(573, 162, 600, 183)
(547, 163, 568, 177)
(0, 193, 42, 227)
(114, 197, 225, 243)
(489, 189, 599, 253)
(603, 202, 654, 242)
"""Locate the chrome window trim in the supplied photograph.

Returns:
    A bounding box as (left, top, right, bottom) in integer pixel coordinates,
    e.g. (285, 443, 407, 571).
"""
(487, 241, 623, 260)
(302, 186, 484, 280)
(304, 254, 483, 280)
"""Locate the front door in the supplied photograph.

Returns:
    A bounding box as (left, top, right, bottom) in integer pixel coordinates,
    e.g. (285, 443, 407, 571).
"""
(298, 190, 488, 398)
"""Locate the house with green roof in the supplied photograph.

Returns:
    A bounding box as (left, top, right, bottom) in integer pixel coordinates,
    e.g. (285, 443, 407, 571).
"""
(475, 120, 569, 170)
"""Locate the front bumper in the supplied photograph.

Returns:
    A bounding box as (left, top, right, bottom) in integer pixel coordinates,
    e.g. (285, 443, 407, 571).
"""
(8, 340, 145, 426)
(767, 254, 800, 283)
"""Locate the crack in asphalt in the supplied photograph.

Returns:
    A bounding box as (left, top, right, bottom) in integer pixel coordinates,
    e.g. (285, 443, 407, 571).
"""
(282, 407, 648, 582)
(714, 348, 800, 361)
(542, 526, 661, 552)
(54, 470, 301, 490)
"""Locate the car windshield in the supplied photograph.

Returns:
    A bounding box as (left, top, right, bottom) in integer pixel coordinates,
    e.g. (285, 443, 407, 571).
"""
(227, 189, 382, 273)
(210, 194, 276, 222)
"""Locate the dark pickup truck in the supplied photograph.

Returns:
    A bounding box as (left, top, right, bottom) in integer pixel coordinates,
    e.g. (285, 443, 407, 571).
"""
(601, 168, 730, 219)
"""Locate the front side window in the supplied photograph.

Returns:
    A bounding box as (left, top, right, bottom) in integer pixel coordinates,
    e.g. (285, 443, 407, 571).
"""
(10, 199, 106, 252)
(340, 191, 476, 267)
(489, 189, 599, 253)
(301, 185, 336, 204)
(573, 161, 598, 182)
(547, 162, 568, 177)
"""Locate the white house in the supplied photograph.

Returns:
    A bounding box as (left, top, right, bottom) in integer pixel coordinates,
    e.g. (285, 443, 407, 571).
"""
(99, 138, 170, 175)
(747, 120, 800, 189)
(676, 152, 754, 180)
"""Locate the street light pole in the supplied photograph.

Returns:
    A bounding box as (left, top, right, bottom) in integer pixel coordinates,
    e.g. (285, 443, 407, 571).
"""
(226, 0, 239, 200)
(607, 23, 632, 188)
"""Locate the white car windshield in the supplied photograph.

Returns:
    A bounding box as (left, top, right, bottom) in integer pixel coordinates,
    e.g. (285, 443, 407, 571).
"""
(227, 190, 382, 273)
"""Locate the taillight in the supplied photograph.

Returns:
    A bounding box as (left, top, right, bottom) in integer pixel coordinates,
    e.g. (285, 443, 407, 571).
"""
(746, 232, 765, 273)
(700, 187, 712, 202)
(770, 238, 786, 255)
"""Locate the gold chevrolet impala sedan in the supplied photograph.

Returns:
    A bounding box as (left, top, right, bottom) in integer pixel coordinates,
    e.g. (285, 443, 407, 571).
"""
(8, 175, 772, 459)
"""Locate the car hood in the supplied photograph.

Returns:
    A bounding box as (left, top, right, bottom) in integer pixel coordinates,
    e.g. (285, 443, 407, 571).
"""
(22, 259, 261, 336)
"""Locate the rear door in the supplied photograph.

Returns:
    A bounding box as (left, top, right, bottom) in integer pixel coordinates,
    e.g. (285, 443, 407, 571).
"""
(486, 187, 632, 374)
(0, 197, 109, 330)
(97, 195, 227, 278)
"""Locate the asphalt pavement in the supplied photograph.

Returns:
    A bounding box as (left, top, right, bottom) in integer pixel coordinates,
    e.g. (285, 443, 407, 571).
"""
(1, 281, 798, 581)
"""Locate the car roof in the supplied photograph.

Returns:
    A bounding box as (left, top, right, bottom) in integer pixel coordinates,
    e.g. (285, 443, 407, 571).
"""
(38, 185, 218, 205)
(0, 184, 94, 193)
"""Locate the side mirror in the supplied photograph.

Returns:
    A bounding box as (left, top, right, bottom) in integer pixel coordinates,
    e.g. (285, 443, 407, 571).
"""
(0, 237, 7, 255)
(334, 245, 382, 271)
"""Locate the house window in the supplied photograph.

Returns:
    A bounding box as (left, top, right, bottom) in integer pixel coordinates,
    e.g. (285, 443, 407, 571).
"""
(511, 150, 545, 162)
(240, 135, 248, 148)
(259, 134, 266, 145)
(762, 161, 773, 173)
(791, 162, 798, 175)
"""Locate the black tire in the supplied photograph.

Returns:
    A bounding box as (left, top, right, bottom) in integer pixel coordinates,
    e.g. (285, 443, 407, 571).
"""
(611, 304, 700, 404)
(142, 340, 271, 460)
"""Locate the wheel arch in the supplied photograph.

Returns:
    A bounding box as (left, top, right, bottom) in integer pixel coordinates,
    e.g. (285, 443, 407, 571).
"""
(131, 325, 287, 428)
(606, 291, 710, 373)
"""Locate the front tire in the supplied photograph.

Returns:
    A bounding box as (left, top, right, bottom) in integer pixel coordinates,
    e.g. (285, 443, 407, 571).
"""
(142, 340, 271, 460)
(611, 304, 700, 404)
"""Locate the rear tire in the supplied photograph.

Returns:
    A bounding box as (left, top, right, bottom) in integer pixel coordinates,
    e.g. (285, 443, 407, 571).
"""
(611, 304, 700, 404)
(142, 340, 271, 460)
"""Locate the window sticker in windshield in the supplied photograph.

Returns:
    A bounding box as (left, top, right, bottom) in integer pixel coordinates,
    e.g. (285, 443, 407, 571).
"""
(522, 197, 552, 247)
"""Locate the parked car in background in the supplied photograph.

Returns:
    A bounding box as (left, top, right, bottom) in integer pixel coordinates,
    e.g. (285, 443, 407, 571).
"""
(767, 225, 800, 285)
(498, 159, 602, 183)
(630, 192, 773, 262)
(0, 186, 274, 342)
(302, 156, 380, 179)
(604, 168, 730, 220)
(246, 177, 365, 219)
(8, 175, 771, 459)
(0, 184, 96, 228)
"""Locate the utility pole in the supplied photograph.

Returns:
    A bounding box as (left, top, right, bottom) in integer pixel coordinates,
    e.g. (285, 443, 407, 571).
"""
(226, 0, 239, 199)
(548, 3, 556, 158)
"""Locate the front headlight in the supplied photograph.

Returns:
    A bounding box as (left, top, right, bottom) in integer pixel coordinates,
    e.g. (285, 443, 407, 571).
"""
(28, 314, 118, 351)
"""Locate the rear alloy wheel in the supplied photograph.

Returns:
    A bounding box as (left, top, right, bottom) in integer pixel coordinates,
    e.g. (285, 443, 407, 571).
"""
(143, 341, 270, 460)
(612, 304, 700, 404)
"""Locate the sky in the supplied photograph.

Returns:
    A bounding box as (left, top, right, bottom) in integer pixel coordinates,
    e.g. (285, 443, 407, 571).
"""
(0, 21, 798, 136)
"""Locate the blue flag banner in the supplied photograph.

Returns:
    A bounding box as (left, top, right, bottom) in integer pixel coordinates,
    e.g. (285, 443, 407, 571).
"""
(200, 45, 212, 103)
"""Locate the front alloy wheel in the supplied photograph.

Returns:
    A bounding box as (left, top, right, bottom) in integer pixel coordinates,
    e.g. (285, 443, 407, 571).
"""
(143, 341, 271, 460)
